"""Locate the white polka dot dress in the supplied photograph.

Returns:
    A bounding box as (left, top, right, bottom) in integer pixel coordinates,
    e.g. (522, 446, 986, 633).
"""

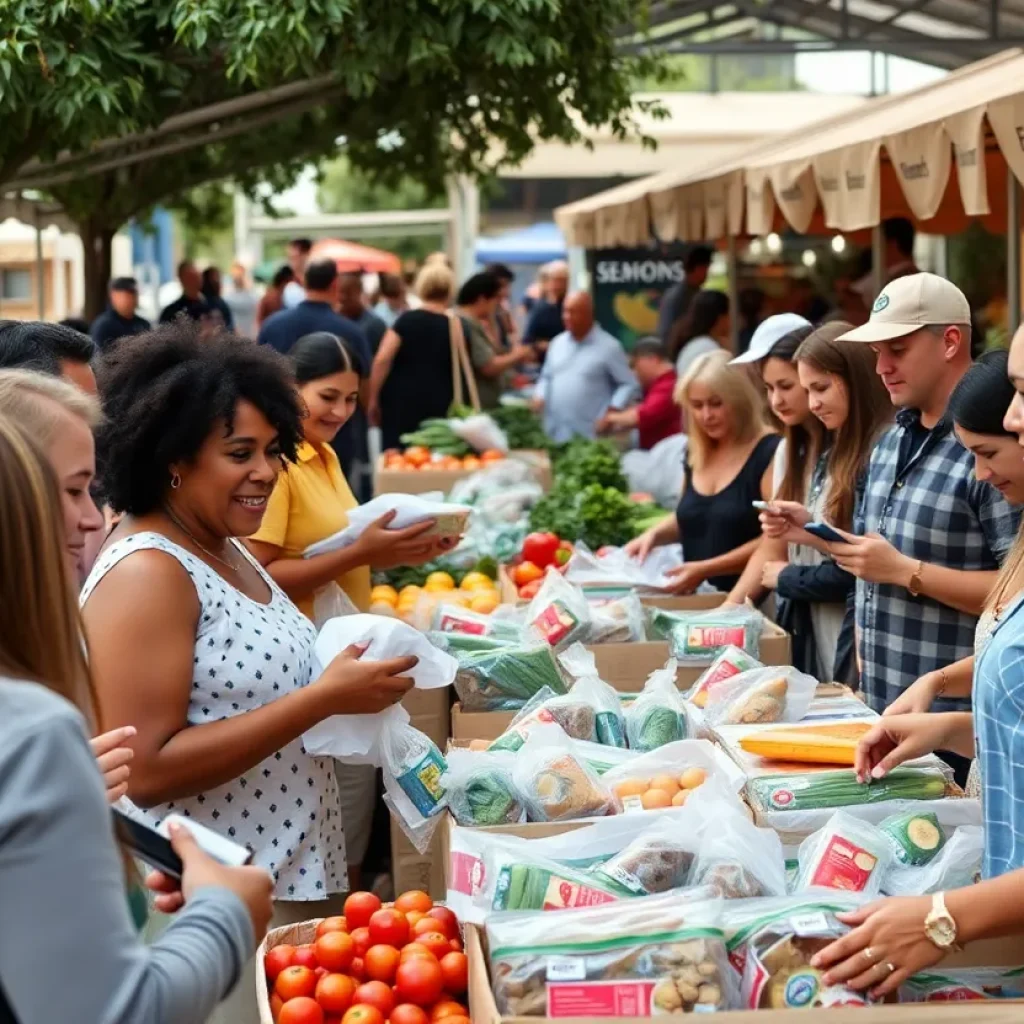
(81, 532, 346, 900)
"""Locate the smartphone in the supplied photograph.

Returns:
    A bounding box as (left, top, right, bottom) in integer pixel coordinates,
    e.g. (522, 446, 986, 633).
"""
(751, 500, 773, 511)
(804, 521, 847, 544)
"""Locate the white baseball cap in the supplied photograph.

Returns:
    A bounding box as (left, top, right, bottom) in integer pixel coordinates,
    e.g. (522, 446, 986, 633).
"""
(839, 272, 970, 343)
(730, 313, 812, 365)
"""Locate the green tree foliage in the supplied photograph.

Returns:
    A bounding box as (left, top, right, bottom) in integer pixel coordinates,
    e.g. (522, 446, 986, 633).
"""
(316, 156, 445, 216)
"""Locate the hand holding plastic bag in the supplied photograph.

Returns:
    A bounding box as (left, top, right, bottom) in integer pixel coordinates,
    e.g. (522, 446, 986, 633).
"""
(564, 541, 683, 591)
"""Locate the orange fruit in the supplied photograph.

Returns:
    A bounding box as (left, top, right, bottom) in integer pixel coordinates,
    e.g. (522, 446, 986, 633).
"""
(640, 788, 673, 810)
(613, 779, 648, 799)
(679, 767, 707, 789)
(649, 774, 680, 798)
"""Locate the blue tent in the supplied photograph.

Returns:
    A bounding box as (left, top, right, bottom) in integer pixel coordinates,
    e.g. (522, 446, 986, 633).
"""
(474, 221, 566, 265)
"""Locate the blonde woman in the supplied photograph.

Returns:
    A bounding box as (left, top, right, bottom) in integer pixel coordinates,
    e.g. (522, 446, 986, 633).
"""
(626, 349, 779, 594)
(0, 413, 273, 1022)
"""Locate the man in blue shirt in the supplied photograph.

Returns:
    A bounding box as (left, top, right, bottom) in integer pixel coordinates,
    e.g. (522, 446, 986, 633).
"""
(533, 292, 638, 442)
(90, 277, 150, 352)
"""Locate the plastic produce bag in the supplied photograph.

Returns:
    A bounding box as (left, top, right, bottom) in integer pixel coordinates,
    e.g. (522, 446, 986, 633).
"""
(796, 811, 894, 896)
(488, 686, 599, 751)
(701, 665, 819, 727)
(304, 493, 469, 556)
(558, 644, 627, 747)
(448, 457, 539, 504)
(311, 581, 360, 631)
(487, 892, 737, 1017)
(303, 614, 457, 762)
(878, 809, 947, 866)
(524, 569, 592, 650)
(430, 602, 523, 642)
(668, 606, 764, 663)
(591, 813, 705, 897)
(690, 807, 788, 899)
(512, 726, 618, 822)
(587, 590, 646, 644)
(899, 967, 1024, 1002)
(564, 541, 682, 592)
(622, 432, 687, 508)
(440, 748, 524, 827)
(687, 645, 764, 708)
(624, 659, 693, 752)
(448, 412, 509, 453)
(883, 825, 983, 897)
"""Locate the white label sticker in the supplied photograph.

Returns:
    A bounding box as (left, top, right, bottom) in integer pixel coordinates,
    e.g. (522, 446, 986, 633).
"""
(547, 956, 586, 982)
(790, 912, 830, 936)
(621, 795, 645, 814)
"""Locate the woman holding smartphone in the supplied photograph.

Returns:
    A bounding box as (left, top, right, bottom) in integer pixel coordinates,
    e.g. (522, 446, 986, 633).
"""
(0, 412, 274, 1023)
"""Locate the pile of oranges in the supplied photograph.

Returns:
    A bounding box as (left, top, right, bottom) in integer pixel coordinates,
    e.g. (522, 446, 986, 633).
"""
(611, 767, 708, 810)
(370, 571, 501, 623)
(382, 447, 505, 473)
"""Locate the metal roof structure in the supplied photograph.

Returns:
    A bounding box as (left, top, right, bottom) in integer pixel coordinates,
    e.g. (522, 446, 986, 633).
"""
(621, 0, 1024, 71)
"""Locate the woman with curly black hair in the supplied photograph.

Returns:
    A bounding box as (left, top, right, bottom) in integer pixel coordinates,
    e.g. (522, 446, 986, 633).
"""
(81, 324, 418, 1024)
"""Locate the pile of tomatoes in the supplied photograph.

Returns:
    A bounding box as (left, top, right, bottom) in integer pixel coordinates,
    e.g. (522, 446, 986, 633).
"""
(382, 446, 505, 473)
(507, 532, 573, 600)
(265, 890, 469, 1024)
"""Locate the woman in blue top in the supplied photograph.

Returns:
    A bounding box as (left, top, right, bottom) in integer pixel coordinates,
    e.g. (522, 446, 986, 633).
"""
(811, 341, 1024, 997)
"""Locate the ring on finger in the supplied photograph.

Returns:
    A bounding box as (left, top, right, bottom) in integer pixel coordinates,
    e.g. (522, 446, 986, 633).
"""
(862, 947, 875, 964)
(882, 962, 896, 976)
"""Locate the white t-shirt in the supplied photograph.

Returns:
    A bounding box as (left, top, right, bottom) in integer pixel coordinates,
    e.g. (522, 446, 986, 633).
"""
(282, 281, 305, 308)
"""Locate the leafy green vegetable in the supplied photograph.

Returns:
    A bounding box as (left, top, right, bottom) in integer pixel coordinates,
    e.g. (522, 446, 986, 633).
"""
(529, 481, 635, 549)
(550, 439, 627, 492)
(490, 405, 550, 450)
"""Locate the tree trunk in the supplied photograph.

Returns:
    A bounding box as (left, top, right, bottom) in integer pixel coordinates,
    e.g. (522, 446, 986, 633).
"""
(79, 219, 115, 322)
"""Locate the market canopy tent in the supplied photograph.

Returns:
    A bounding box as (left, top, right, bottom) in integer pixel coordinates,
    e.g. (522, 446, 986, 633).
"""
(474, 222, 566, 265)
(309, 238, 401, 274)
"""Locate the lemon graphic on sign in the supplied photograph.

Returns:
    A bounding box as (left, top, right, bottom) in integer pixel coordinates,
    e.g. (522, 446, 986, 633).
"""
(614, 290, 660, 335)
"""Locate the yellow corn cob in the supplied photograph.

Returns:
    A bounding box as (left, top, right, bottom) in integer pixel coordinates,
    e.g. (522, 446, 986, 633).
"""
(738, 722, 873, 765)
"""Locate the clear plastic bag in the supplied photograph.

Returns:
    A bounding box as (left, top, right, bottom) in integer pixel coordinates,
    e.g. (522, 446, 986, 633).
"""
(587, 590, 646, 644)
(690, 807, 788, 899)
(883, 825, 984, 897)
(899, 967, 1024, 1002)
(487, 892, 736, 1017)
(524, 569, 592, 650)
(701, 665, 819, 727)
(311, 581, 360, 631)
(590, 813, 705, 897)
(624, 659, 693, 752)
(488, 686, 599, 751)
(687, 645, 765, 709)
(440, 747, 524, 827)
(878, 809, 947, 867)
(512, 726, 618, 822)
(430, 602, 523, 641)
(796, 811, 894, 896)
(666, 606, 764, 663)
(558, 643, 627, 747)
(448, 412, 509, 453)
(564, 541, 681, 592)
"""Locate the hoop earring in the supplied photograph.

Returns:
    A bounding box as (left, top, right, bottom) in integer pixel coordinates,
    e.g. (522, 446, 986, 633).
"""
(170, 471, 181, 490)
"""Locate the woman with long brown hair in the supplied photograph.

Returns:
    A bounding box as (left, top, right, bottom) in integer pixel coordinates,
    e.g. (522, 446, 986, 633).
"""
(0, 412, 274, 1023)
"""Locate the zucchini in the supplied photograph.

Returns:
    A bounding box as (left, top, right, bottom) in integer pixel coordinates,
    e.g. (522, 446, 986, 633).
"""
(748, 768, 948, 812)
(880, 811, 946, 866)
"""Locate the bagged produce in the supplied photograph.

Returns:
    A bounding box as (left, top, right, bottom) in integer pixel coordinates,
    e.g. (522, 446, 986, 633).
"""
(524, 569, 592, 649)
(883, 825, 983, 897)
(448, 412, 510, 453)
(738, 721, 875, 766)
(690, 808, 788, 899)
(487, 893, 737, 1017)
(487, 844, 625, 913)
(430, 602, 523, 641)
(667, 606, 764, 663)
(512, 726, 618, 822)
(702, 665, 819, 727)
(558, 643, 627, 747)
(796, 811, 893, 895)
(687, 645, 764, 709)
(588, 590, 646, 644)
(879, 809, 946, 866)
(591, 814, 704, 897)
(441, 747, 524, 827)
(488, 686, 599, 751)
(899, 967, 1024, 1002)
(624, 660, 693, 752)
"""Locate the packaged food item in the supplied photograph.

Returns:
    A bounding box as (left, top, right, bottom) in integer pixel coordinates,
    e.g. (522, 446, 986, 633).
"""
(587, 590, 646, 644)
(440, 748, 524, 827)
(796, 811, 893, 895)
(883, 825, 983, 897)
(488, 686, 599, 751)
(488, 847, 624, 912)
(899, 968, 1024, 1002)
(558, 643, 627, 747)
(738, 721, 874, 766)
(512, 726, 618, 822)
(624, 660, 692, 752)
(591, 816, 702, 896)
(687, 645, 764, 708)
(747, 765, 950, 814)
(487, 893, 736, 1017)
(734, 901, 875, 1009)
(525, 569, 592, 650)
(667, 607, 763, 663)
(690, 808, 788, 899)
(702, 666, 819, 727)
(431, 602, 523, 641)
(879, 810, 946, 866)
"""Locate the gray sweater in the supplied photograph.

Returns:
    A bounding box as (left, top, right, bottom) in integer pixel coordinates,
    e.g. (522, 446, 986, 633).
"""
(0, 679, 255, 1023)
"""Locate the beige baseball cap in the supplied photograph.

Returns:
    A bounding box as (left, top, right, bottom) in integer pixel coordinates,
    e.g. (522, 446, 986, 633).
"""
(839, 272, 970, 343)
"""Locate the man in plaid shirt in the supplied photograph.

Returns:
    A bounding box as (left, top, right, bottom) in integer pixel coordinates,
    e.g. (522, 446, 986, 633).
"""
(829, 275, 1020, 743)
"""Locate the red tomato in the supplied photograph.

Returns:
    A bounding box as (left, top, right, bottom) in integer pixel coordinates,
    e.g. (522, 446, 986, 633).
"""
(270, 993, 284, 1021)
(315, 973, 357, 1015)
(425, 907, 458, 940)
(340, 1007, 384, 1024)
(416, 933, 451, 961)
(349, 958, 366, 983)
(394, 958, 444, 1007)
(390, 1004, 429, 1024)
(276, 966, 318, 1001)
(363, 944, 401, 984)
(316, 917, 349, 938)
(394, 890, 432, 915)
(293, 945, 319, 970)
(523, 532, 560, 568)
(517, 579, 542, 600)
(344, 891, 382, 930)
(438, 952, 467, 995)
(265, 945, 296, 982)
(410, 917, 441, 940)
(352, 980, 394, 1019)
(430, 1001, 467, 1021)
(448, 939, 463, 953)
(399, 943, 435, 962)
(278, 996, 325, 1024)
(350, 927, 372, 959)
(368, 909, 409, 949)
(315, 932, 355, 973)
(439, 1016, 470, 1024)
(511, 560, 543, 587)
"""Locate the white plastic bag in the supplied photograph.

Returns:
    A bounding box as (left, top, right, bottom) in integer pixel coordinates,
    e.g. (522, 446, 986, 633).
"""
(302, 614, 457, 762)
(622, 433, 687, 507)
(624, 660, 694, 752)
(448, 413, 509, 453)
(667, 606, 764, 663)
(564, 541, 682, 592)
(701, 665, 819, 727)
(796, 811, 894, 896)
(690, 807, 788, 899)
(311, 581, 360, 631)
(524, 569, 592, 650)
(558, 644, 627, 747)
(304, 494, 470, 556)
(882, 825, 984, 897)
(587, 590, 646, 644)
(687, 645, 764, 709)
(440, 748, 525, 828)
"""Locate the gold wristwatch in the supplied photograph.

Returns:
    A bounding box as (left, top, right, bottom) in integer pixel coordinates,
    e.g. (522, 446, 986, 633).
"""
(908, 559, 925, 597)
(924, 892, 961, 952)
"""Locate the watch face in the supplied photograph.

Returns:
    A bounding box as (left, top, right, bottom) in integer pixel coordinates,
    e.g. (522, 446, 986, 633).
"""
(928, 916, 957, 946)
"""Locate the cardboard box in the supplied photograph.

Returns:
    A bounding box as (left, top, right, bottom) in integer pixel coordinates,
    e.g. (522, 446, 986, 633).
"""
(375, 450, 552, 496)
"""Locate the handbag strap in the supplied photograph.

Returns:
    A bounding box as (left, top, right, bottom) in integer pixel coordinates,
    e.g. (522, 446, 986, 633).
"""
(447, 313, 481, 412)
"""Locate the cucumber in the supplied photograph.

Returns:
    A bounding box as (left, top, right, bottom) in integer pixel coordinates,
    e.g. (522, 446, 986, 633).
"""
(879, 811, 946, 866)
(748, 768, 948, 812)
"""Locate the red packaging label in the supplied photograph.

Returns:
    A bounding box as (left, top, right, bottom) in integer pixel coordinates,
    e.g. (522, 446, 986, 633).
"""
(439, 614, 486, 635)
(925, 988, 986, 1002)
(541, 878, 618, 911)
(548, 980, 657, 1018)
(693, 659, 743, 699)
(532, 600, 577, 646)
(810, 835, 879, 891)
(448, 850, 485, 898)
(686, 625, 745, 651)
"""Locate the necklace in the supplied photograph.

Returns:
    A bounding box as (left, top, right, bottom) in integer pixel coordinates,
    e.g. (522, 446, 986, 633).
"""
(163, 504, 241, 574)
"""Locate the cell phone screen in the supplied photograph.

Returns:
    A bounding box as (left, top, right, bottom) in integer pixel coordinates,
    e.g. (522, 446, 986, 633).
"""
(112, 808, 182, 879)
